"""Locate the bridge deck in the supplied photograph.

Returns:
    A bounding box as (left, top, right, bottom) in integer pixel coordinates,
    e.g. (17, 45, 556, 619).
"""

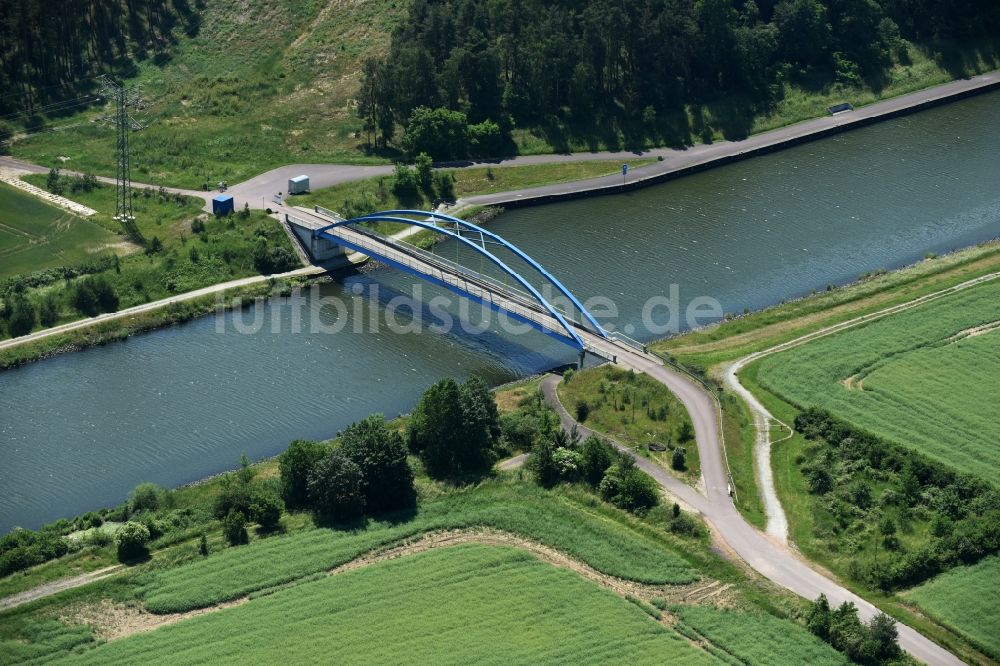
(284, 206, 648, 358)
(286, 206, 594, 345)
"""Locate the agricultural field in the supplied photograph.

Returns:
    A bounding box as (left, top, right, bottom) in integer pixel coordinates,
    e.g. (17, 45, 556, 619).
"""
(141, 483, 697, 614)
(55, 545, 718, 665)
(754, 277, 1000, 479)
(0, 182, 118, 279)
(904, 555, 1000, 660)
(557, 366, 700, 482)
(675, 606, 848, 665)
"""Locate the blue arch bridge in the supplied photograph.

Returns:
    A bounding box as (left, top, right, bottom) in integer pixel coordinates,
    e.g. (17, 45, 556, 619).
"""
(280, 206, 645, 362)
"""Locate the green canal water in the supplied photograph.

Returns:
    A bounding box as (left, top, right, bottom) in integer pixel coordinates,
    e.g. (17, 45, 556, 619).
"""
(2, 91, 999, 531)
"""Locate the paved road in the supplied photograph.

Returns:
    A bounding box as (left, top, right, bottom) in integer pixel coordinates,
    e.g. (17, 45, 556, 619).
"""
(460, 70, 1000, 209)
(7, 68, 993, 218)
(540, 358, 961, 665)
(722, 270, 1000, 545)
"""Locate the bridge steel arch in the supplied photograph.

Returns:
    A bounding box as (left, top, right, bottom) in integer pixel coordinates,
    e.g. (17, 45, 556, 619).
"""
(373, 210, 608, 336)
(312, 210, 608, 349)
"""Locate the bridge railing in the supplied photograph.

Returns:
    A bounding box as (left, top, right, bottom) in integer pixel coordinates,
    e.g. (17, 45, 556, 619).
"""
(338, 220, 585, 325)
(313, 205, 344, 221)
(304, 218, 577, 339)
(609, 331, 648, 353)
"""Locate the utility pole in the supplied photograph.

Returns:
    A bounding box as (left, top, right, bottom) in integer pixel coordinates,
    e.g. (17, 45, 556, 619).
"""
(100, 76, 144, 241)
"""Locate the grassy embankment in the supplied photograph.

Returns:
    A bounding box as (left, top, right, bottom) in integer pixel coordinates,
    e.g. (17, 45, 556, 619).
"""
(556, 366, 701, 485)
(0, 174, 302, 358)
(654, 241, 1000, 666)
(0, 183, 117, 279)
(294, 158, 659, 215)
(9, 0, 998, 189)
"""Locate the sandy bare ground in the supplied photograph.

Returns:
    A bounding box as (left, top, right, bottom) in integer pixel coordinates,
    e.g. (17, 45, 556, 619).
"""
(0, 565, 121, 611)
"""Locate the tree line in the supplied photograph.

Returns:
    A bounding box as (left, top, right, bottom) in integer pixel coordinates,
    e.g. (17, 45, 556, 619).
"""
(359, 0, 1000, 157)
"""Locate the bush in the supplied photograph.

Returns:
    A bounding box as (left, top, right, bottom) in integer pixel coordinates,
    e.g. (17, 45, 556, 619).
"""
(402, 106, 468, 160)
(69, 275, 118, 316)
(414, 152, 434, 192)
(213, 454, 257, 519)
(433, 170, 455, 201)
(279, 439, 327, 510)
(338, 414, 416, 514)
(114, 521, 150, 561)
(391, 162, 420, 200)
(222, 511, 249, 546)
(575, 400, 589, 422)
(580, 436, 614, 486)
(671, 447, 686, 471)
(600, 458, 660, 515)
(249, 487, 283, 531)
(408, 377, 499, 478)
(130, 482, 162, 513)
(552, 447, 582, 481)
(6, 293, 36, 337)
(307, 451, 365, 523)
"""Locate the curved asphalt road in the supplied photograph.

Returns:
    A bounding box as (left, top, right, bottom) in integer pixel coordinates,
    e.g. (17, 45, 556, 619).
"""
(540, 362, 961, 665)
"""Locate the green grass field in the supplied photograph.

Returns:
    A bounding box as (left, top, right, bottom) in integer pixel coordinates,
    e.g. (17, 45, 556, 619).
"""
(557, 366, 701, 482)
(754, 277, 1000, 479)
(676, 606, 848, 665)
(0, 183, 118, 279)
(141, 483, 698, 614)
(55, 545, 717, 665)
(905, 555, 1000, 659)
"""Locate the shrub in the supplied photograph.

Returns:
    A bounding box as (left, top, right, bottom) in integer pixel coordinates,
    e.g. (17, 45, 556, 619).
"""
(249, 487, 283, 531)
(222, 511, 249, 546)
(114, 521, 150, 561)
(580, 436, 614, 486)
(69, 275, 118, 316)
(391, 163, 420, 200)
(130, 482, 163, 513)
(6, 294, 36, 337)
(552, 447, 582, 481)
(414, 152, 434, 192)
(433, 170, 455, 200)
(408, 377, 498, 478)
(600, 458, 660, 515)
(338, 414, 416, 514)
(199, 533, 209, 556)
(402, 106, 468, 160)
(575, 399, 589, 422)
(307, 451, 365, 523)
(279, 439, 327, 510)
(671, 447, 686, 471)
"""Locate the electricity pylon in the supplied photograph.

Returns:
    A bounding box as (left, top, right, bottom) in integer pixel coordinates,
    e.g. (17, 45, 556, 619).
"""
(99, 76, 144, 240)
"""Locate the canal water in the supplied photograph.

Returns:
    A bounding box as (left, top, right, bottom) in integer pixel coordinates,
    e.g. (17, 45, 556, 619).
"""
(2, 91, 999, 532)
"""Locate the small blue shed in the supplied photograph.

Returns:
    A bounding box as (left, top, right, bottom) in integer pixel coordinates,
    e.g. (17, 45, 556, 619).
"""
(212, 194, 234, 216)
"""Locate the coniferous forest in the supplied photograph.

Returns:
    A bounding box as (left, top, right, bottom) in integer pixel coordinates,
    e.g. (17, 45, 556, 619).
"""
(359, 0, 1000, 156)
(0, 0, 199, 117)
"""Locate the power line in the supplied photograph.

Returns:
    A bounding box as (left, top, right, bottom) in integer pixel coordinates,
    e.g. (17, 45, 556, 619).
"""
(99, 75, 145, 243)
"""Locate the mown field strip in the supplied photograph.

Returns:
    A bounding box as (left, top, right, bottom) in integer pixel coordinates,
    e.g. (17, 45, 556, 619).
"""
(754, 277, 1000, 478)
(56, 545, 719, 665)
(141, 486, 698, 614)
(905, 555, 1000, 660)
